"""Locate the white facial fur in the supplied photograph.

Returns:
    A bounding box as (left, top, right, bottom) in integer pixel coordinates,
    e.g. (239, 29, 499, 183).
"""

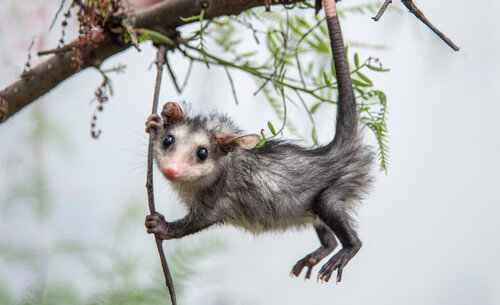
(156, 124, 216, 183)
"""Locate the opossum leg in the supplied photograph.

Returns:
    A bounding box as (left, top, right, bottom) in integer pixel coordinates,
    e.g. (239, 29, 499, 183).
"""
(291, 225, 338, 279)
(145, 211, 217, 240)
(313, 199, 362, 283)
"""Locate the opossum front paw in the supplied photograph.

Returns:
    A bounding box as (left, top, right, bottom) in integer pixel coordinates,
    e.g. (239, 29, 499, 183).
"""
(317, 247, 359, 283)
(145, 113, 162, 133)
(145, 213, 171, 240)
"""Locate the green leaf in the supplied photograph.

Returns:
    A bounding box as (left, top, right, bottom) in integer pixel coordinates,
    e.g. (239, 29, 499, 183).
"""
(297, 1, 315, 8)
(354, 87, 365, 95)
(367, 65, 390, 72)
(357, 72, 373, 86)
(266, 31, 278, 54)
(354, 53, 360, 68)
(323, 72, 331, 86)
(239, 51, 258, 58)
(290, 17, 306, 36)
(268, 121, 277, 135)
(138, 29, 175, 45)
(318, 23, 328, 36)
(180, 9, 204, 22)
(310, 102, 321, 114)
(311, 126, 318, 145)
(352, 79, 372, 87)
(180, 15, 200, 22)
(375, 90, 387, 105)
(123, 33, 130, 44)
(212, 18, 230, 26)
(330, 59, 337, 79)
(257, 138, 267, 148)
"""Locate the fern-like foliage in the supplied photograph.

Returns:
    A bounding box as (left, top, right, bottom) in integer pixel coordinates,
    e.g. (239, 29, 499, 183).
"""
(175, 2, 392, 171)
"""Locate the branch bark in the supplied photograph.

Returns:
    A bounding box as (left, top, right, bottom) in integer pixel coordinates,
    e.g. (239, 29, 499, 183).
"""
(372, 0, 460, 51)
(0, 0, 300, 124)
(401, 0, 460, 51)
(146, 44, 177, 305)
(372, 0, 392, 21)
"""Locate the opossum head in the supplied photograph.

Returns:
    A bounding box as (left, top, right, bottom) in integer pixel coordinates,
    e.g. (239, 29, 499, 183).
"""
(154, 102, 260, 186)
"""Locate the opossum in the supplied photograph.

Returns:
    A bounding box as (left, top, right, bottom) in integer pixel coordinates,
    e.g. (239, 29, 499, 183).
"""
(144, 98, 373, 283)
(145, 0, 373, 283)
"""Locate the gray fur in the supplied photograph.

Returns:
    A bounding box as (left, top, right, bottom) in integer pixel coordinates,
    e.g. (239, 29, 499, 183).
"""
(154, 111, 372, 230)
(146, 100, 374, 282)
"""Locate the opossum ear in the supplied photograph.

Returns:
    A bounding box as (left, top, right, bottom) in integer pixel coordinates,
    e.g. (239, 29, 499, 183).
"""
(161, 102, 185, 125)
(216, 134, 260, 151)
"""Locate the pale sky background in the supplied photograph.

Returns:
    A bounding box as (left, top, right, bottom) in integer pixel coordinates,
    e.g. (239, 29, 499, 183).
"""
(1, 1, 499, 304)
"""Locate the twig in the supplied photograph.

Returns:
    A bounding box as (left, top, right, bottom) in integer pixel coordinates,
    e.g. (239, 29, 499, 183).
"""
(49, 0, 67, 31)
(21, 38, 36, 79)
(295, 90, 318, 145)
(224, 66, 239, 105)
(232, 17, 261, 44)
(146, 44, 177, 305)
(253, 11, 290, 96)
(264, 0, 271, 11)
(122, 16, 141, 51)
(37, 44, 79, 56)
(165, 56, 182, 94)
(372, 0, 392, 21)
(179, 42, 335, 103)
(401, 0, 460, 51)
(294, 17, 326, 88)
(180, 59, 194, 91)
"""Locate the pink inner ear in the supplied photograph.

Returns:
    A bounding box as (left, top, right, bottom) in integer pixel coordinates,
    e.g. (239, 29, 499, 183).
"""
(162, 102, 185, 123)
(216, 134, 241, 146)
(216, 134, 260, 150)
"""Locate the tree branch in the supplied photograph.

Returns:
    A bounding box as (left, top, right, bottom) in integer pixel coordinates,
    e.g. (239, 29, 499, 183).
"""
(372, 0, 392, 21)
(0, 0, 301, 124)
(146, 44, 177, 305)
(0, 38, 127, 124)
(372, 0, 460, 51)
(401, 0, 460, 51)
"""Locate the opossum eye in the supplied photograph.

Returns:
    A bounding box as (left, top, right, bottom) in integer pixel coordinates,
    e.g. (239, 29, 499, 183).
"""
(197, 147, 208, 161)
(163, 135, 174, 148)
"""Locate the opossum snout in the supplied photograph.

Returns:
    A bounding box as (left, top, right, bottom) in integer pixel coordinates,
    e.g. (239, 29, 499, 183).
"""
(162, 165, 181, 180)
(160, 157, 186, 181)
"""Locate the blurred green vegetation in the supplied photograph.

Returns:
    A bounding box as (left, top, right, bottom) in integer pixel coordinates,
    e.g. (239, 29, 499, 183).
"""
(0, 106, 225, 305)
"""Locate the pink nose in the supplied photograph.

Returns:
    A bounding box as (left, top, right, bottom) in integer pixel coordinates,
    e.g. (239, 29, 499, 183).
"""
(162, 166, 181, 180)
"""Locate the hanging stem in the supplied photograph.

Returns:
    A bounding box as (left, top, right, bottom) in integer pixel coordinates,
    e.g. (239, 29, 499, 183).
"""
(146, 44, 177, 305)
